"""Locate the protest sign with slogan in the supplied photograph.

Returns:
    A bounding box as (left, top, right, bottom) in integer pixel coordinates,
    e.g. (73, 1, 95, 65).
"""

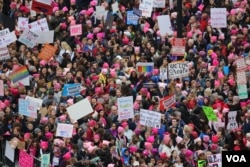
(0, 28, 17, 47)
(236, 57, 247, 71)
(96, 6, 107, 20)
(18, 98, 38, 118)
(207, 153, 222, 167)
(38, 44, 57, 61)
(62, 83, 81, 96)
(133, 7, 142, 17)
(28, 18, 49, 32)
(127, 11, 139, 25)
(18, 150, 34, 167)
(41, 154, 50, 167)
(139, 0, 153, 17)
(70, 24, 82, 36)
(112, 2, 119, 13)
(236, 71, 246, 84)
(153, 0, 165, 8)
(238, 84, 248, 99)
(18, 29, 39, 48)
(36, 30, 54, 44)
(118, 96, 134, 120)
(171, 38, 186, 56)
(159, 95, 176, 110)
(211, 8, 227, 28)
(168, 61, 189, 79)
(226, 111, 238, 130)
(18, 17, 29, 31)
(67, 98, 93, 121)
(159, 68, 168, 80)
(157, 15, 173, 36)
(5, 141, 15, 162)
(202, 106, 217, 121)
(140, 109, 161, 128)
(9, 66, 29, 83)
(0, 47, 11, 60)
(25, 96, 43, 109)
(136, 62, 154, 73)
(56, 123, 74, 138)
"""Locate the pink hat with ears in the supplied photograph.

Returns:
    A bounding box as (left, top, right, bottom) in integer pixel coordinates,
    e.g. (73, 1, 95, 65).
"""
(228, 53, 235, 60)
(40, 141, 48, 149)
(3, 100, 10, 106)
(211, 52, 217, 59)
(156, 30, 161, 36)
(63, 152, 71, 160)
(219, 33, 225, 40)
(211, 36, 217, 42)
(88, 7, 94, 15)
(94, 134, 100, 140)
(62, 6, 68, 12)
(153, 69, 159, 75)
(122, 37, 129, 45)
(53, 7, 59, 12)
(67, 98, 74, 105)
(163, 134, 171, 144)
(118, 126, 124, 133)
(24, 133, 31, 139)
(214, 80, 220, 87)
(151, 128, 158, 135)
(102, 63, 109, 68)
(90, 0, 97, 7)
(218, 71, 224, 79)
(80, 10, 86, 15)
(45, 132, 53, 139)
(212, 59, 219, 66)
(102, 140, 110, 146)
(87, 33, 94, 39)
(40, 117, 48, 124)
(230, 29, 238, 35)
(59, 115, 67, 121)
(83, 142, 92, 149)
(187, 31, 193, 38)
(228, 79, 235, 86)
(230, 9, 236, 15)
(146, 136, 155, 143)
(133, 102, 140, 110)
(60, 22, 67, 29)
(176, 136, 183, 144)
(198, 4, 204, 11)
(120, 6, 126, 11)
(54, 83, 61, 89)
(10, 2, 17, 9)
(144, 142, 153, 150)
(0, 101, 6, 109)
(129, 145, 138, 153)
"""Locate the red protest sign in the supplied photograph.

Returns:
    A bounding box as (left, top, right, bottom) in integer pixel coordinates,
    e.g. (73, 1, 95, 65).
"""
(159, 95, 176, 110)
(172, 38, 186, 56)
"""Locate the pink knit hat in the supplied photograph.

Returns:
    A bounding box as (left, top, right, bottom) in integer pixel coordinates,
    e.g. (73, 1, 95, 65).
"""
(144, 142, 153, 150)
(63, 152, 71, 160)
(40, 141, 48, 149)
(118, 126, 124, 133)
(24, 133, 30, 139)
(129, 145, 138, 153)
(146, 136, 155, 143)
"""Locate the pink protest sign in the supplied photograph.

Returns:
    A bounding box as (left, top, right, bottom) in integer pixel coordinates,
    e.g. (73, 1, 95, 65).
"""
(70, 24, 82, 36)
(18, 150, 34, 167)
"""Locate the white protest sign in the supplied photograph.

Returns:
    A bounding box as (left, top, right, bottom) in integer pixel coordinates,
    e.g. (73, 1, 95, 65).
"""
(139, 0, 153, 17)
(153, 0, 165, 8)
(56, 123, 73, 138)
(236, 57, 247, 71)
(36, 30, 54, 44)
(157, 15, 173, 35)
(18, 17, 29, 31)
(117, 96, 134, 120)
(5, 141, 15, 162)
(0, 47, 11, 60)
(25, 96, 43, 109)
(112, 2, 119, 13)
(237, 71, 246, 84)
(0, 29, 17, 47)
(159, 68, 168, 80)
(207, 153, 222, 167)
(140, 109, 161, 128)
(18, 99, 38, 118)
(211, 8, 227, 28)
(18, 29, 39, 48)
(226, 111, 238, 130)
(67, 98, 93, 121)
(96, 6, 106, 20)
(16, 76, 30, 86)
(29, 18, 49, 32)
(168, 61, 189, 79)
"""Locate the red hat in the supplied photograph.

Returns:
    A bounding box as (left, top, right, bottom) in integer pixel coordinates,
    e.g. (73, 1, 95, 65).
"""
(234, 145, 241, 151)
(211, 135, 219, 143)
(210, 143, 219, 151)
(88, 120, 97, 127)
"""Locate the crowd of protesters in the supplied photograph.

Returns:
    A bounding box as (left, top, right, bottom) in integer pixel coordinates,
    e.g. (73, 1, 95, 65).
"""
(0, 0, 249, 166)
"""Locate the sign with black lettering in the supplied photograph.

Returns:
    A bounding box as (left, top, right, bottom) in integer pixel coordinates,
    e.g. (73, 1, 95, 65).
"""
(222, 151, 250, 167)
(226, 111, 238, 130)
(140, 109, 161, 128)
(168, 61, 189, 79)
(207, 153, 222, 167)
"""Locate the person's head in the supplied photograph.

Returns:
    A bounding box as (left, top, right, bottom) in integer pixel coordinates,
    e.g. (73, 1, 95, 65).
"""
(116, 89, 122, 97)
(111, 105, 118, 115)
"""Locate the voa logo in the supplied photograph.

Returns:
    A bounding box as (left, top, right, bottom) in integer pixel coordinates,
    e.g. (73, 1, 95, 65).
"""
(226, 155, 247, 162)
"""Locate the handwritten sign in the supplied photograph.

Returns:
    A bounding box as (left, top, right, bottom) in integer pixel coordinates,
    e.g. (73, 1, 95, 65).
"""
(172, 38, 186, 56)
(36, 30, 54, 44)
(153, 0, 165, 8)
(18, 29, 39, 48)
(238, 84, 248, 99)
(25, 96, 43, 109)
(19, 99, 38, 118)
(211, 8, 227, 28)
(159, 68, 168, 80)
(38, 44, 57, 61)
(56, 123, 74, 138)
(202, 106, 217, 121)
(140, 109, 161, 128)
(117, 96, 134, 120)
(236, 57, 247, 71)
(62, 84, 81, 97)
(0, 29, 17, 47)
(207, 154, 222, 167)
(226, 111, 238, 130)
(28, 18, 49, 32)
(168, 61, 189, 79)
(70, 24, 82, 36)
(41, 154, 50, 166)
(0, 47, 10, 60)
(19, 150, 34, 167)
(139, 0, 153, 17)
(237, 71, 246, 84)
(18, 17, 29, 31)
(127, 11, 139, 25)
(159, 95, 176, 110)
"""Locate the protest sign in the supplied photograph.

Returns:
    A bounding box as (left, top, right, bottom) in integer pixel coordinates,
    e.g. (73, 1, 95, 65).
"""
(153, 0, 165, 8)
(198, 160, 207, 167)
(202, 106, 217, 121)
(211, 8, 227, 28)
(0, 80, 3, 96)
(140, 109, 161, 128)
(159, 95, 176, 110)
(236, 57, 247, 71)
(28, 18, 49, 32)
(31, 0, 53, 15)
(207, 153, 222, 167)
(226, 111, 238, 130)
(112, 2, 119, 13)
(70, 24, 82, 36)
(18, 29, 39, 48)
(238, 84, 248, 99)
(38, 44, 57, 61)
(133, 7, 142, 16)
(168, 61, 189, 79)
(157, 15, 173, 36)
(127, 11, 139, 25)
(117, 96, 134, 120)
(67, 98, 93, 121)
(9, 66, 29, 83)
(5, 141, 15, 162)
(19, 150, 34, 167)
(172, 38, 186, 56)
(19, 99, 38, 118)
(25, 96, 43, 108)
(96, 6, 107, 20)
(0, 47, 11, 60)
(18, 17, 29, 31)
(236, 71, 246, 84)
(56, 123, 74, 138)
(41, 154, 50, 167)
(139, 0, 153, 17)
(36, 30, 54, 44)
(159, 68, 168, 80)
(136, 62, 154, 73)
(62, 83, 81, 96)
(0, 29, 17, 47)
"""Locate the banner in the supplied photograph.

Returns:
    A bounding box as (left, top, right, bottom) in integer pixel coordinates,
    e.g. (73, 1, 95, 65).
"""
(38, 44, 57, 61)
(159, 95, 176, 110)
(18, 17, 29, 31)
(236, 71, 246, 84)
(19, 150, 34, 167)
(127, 11, 139, 25)
(238, 84, 248, 99)
(168, 61, 189, 79)
(236, 57, 247, 71)
(70, 24, 82, 36)
(136, 62, 154, 73)
(202, 106, 217, 121)
(153, 0, 165, 8)
(67, 98, 93, 121)
(19, 99, 38, 118)
(9, 66, 29, 83)
(226, 111, 238, 130)
(56, 123, 74, 138)
(117, 96, 134, 120)
(18, 29, 39, 48)
(28, 18, 49, 32)
(41, 154, 50, 167)
(0, 47, 10, 60)
(171, 38, 186, 56)
(139, 0, 153, 17)
(159, 68, 168, 80)
(207, 153, 222, 167)
(211, 8, 227, 28)
(62, 83, 81, 96)
(140, 109, 161, 128)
